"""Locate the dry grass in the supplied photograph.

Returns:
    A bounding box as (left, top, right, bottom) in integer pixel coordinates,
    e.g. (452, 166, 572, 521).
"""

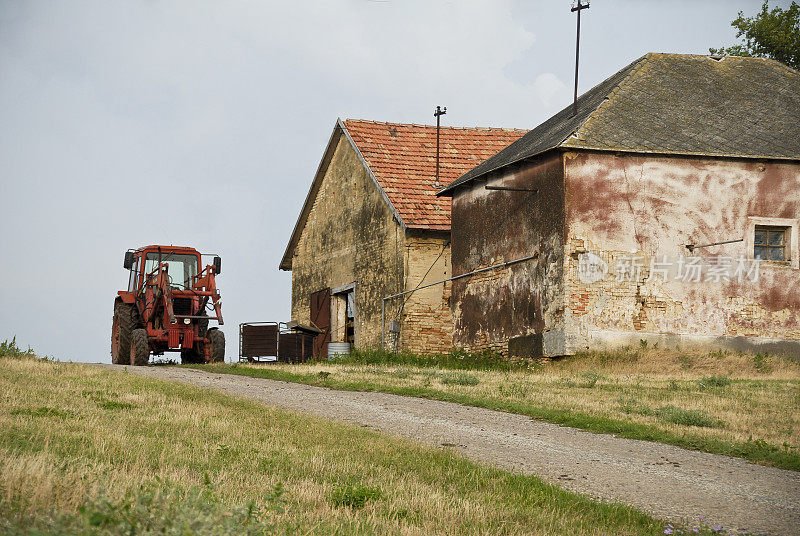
(232, 347, 800, 466)
(557, 346, 800, 380)
(0, 356, 666, 535)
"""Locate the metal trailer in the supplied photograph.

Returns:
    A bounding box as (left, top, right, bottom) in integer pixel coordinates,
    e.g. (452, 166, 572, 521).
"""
(239, 321, 321, 363)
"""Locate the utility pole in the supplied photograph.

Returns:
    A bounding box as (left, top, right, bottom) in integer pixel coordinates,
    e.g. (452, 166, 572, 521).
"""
(434, 105, 446, 188)
(571, 0, 590, 117)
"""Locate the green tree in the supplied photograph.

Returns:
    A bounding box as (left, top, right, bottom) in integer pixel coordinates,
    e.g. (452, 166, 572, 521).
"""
(710, 1, 800, 70)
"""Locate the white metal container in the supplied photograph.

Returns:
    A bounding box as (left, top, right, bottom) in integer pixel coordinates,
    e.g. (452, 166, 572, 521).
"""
(327, 342, 351, 359)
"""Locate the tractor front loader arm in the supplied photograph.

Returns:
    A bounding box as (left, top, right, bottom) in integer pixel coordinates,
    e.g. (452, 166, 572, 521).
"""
(192, 265, 224, 325)
(144, 263, 177, 325)
(158, 265, 177, 325)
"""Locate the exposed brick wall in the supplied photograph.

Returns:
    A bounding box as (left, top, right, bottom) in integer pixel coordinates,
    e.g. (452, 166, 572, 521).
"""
(396, 235, 453, 354)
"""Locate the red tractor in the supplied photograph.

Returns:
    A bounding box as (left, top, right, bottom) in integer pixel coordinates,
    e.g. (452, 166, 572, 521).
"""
(111, 245, 224, 365)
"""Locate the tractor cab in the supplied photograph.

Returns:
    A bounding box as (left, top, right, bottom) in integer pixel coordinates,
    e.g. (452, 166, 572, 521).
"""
(124, 246, 220, 293)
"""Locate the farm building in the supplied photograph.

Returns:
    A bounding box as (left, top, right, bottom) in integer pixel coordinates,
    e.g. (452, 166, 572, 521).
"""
(438, 53, 800, 357)
(280, 119, 526, 356)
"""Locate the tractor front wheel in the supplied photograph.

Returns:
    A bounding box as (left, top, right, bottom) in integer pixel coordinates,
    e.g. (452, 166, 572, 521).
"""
(204, 329, 225, 363)
(130, 328, 150, 366)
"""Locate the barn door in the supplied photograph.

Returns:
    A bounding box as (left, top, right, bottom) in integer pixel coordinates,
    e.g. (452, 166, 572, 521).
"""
(310, 288, 331, 358)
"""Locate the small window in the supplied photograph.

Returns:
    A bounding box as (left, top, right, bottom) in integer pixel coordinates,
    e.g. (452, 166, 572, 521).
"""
(754, 225, 789, 262)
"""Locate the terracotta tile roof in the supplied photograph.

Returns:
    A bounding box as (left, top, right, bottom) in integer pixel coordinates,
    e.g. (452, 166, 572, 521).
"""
(343, 119, 527, 231)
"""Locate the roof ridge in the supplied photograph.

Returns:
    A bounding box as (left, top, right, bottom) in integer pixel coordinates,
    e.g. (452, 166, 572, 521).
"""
(344, 118, 528, 132)
(761, 55, 800, 77)
(647, 52, 799, 73)
(647, 52, 722, 59)
(705, 54, 800, 78)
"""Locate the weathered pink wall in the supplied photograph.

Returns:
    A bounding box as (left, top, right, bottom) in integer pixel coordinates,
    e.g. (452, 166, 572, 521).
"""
(563, 151, 800, 353)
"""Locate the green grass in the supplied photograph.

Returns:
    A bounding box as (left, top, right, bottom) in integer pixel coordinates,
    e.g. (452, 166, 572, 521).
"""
(10, 406, 72, 419)
(1, 354, 677, 535)
(189, 361, 800, 472)
(329, 347, 532, 371)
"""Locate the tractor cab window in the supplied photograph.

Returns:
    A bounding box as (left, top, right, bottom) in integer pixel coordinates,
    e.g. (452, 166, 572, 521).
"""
(144, 253, 199, 289)
(127, 256, 139, 292)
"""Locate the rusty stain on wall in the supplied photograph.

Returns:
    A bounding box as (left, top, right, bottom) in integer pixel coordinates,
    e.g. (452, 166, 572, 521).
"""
(563, 151, 800, 353)
(450, 151, 565, 356)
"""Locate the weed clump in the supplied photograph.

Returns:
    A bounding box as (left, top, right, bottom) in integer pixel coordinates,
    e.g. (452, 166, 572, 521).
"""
(330, 483, 382, 509)
(83, 390, 135, 411)
(440, 372, 479, 386)
(698, 374, 732, 388)
(579, 370, 600, 388)
(752, 353, 773, 374)
(11, 406, 72, 419)
(656, 405, 722, 428)
(619, 399, 722, 428)
(668, 379, 680, 391)
(678, 355, 693, 370)
(617, 397, 653, 416)
(0, 337, 37, 360)
(3, 480, 286, 535)
(499, 382, 529, 398)
(390, 368, 412, 379)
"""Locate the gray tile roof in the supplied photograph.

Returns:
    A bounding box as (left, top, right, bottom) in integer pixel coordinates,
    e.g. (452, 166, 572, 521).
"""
(439, 53, 800, 196)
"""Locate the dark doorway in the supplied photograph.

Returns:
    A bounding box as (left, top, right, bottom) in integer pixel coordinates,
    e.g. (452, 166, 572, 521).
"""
(344, 290, 355, 344)
(310, 287, 331, 358)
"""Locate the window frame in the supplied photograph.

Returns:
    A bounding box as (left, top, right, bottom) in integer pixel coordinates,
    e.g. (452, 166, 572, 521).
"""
(745, 216, 799, 269)
(754, 225, 790, 262)
(143, 252, 200, 289)
(127, 256, 140, 292)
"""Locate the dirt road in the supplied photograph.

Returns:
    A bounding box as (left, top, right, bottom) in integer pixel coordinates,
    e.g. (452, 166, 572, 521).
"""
(104, 364, 800, 535)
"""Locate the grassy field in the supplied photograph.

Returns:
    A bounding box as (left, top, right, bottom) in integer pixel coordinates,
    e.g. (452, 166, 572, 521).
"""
(194, 346, 800, 471)
(0, 351, 685, 536)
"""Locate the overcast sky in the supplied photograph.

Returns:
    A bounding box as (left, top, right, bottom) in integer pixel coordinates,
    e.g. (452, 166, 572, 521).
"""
(0, 0, 776, 363)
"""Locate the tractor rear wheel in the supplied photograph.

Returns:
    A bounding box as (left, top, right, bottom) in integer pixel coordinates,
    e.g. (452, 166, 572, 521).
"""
(205, 329, 225, 363)
(111, 302, 136, 364)
(130, 328, 150, 366)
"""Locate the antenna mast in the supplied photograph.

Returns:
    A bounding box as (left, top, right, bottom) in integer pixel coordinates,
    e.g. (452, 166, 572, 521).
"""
(434, 105, 447, 188)
(571, 0, 590, 117)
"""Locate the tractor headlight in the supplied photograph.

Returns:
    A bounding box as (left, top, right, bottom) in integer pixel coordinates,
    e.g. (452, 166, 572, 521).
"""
(184, 318, 191, 325)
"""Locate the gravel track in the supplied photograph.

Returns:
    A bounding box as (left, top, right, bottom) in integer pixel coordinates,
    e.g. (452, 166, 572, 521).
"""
(102, 364, 800, 535)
